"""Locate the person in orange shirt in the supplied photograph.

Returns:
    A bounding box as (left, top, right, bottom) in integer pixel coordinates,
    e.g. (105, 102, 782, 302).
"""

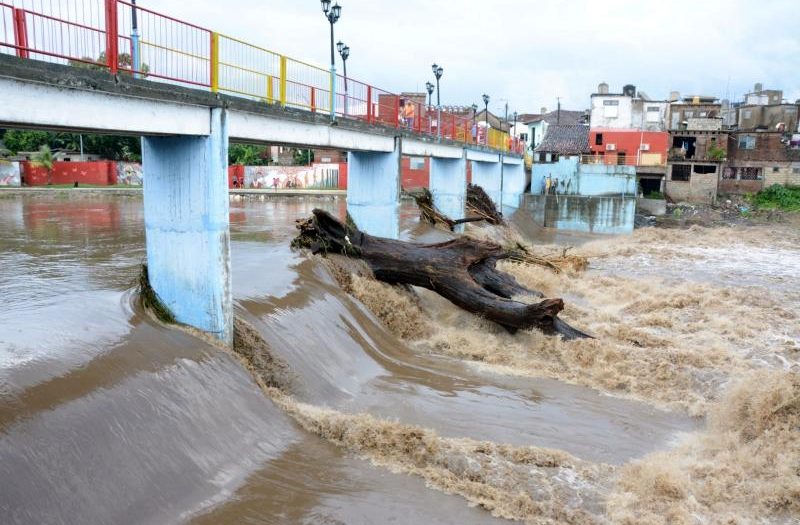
(403, 100, 416, 130)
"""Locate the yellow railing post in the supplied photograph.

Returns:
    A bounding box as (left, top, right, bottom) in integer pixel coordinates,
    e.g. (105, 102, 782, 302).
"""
(210, 32, 220, 93)
(266, 75, 274, 104)
(279, 56, 287, 107)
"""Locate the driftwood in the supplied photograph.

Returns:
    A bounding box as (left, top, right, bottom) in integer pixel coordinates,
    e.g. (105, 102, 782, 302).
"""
(293, 209, 590, 340)
(412, 188, 487, 231)
(412, 184, 504, 230)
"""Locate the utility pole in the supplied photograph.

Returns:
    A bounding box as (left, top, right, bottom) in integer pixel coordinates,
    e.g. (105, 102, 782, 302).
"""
(500, 100, 509, 210)
(557, 96, 561, 125)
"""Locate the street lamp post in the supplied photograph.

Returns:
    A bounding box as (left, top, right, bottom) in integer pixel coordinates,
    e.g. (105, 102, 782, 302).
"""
(432, 63, 443, 140)
(512, 110, 518, 152)
(425, 82, 434, 108)
(337, 41, 350, 115)
(471, 103, 478, 143)
(482, 94, 490, 146)
(321, 0, 342, 121)
(425, 82, 434, 133)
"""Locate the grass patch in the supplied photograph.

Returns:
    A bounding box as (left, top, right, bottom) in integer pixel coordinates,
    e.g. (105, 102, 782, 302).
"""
(750, 184, 800, 211)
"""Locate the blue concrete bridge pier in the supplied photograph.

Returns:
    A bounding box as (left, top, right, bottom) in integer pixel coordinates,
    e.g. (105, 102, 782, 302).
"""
(142, 108, 233, 345)
(501, 156, 527, 209)
(469, 150, 503, 208)
(347, 138, 402, 239)
(429, 154, 468, 225)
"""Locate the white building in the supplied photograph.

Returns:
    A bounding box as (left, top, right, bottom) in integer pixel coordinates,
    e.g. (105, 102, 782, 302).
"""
(589, 83, 669, 131)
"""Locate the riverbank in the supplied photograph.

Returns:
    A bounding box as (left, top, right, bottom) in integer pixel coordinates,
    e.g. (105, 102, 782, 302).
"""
(0, 186, 346, 198)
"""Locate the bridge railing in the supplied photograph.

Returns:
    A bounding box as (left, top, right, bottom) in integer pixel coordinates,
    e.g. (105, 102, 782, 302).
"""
(1, 0, 520, 155)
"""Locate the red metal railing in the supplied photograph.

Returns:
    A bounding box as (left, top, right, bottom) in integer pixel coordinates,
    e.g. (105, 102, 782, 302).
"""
(1, 0, 522, 154)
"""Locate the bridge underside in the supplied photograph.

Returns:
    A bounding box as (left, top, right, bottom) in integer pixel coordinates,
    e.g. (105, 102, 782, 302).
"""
(0, 54, 524, 343)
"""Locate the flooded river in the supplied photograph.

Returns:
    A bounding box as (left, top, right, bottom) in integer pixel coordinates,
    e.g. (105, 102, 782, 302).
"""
(0, 194, 797, 524)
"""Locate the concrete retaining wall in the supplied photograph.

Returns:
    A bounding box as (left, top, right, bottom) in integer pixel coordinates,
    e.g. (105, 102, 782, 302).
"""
(531, 157, 637, 196)
(521, 194, 635, 234)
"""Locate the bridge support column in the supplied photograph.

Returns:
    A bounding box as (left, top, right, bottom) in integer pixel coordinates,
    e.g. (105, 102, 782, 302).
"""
(142, 108, 232, 344)
(347, 139, 401, 239)
(430, 154, 467, 223)
(501, 159, 527, 209)
(471, 159, 502, 209)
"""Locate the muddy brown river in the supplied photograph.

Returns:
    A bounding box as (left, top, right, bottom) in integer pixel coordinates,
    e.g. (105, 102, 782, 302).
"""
(1, 194, 797, 524)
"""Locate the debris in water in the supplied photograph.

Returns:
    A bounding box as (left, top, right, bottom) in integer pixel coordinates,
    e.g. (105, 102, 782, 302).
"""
(291, 209, 591, 339)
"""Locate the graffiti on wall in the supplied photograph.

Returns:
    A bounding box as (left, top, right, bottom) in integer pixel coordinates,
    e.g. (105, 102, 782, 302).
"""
(116, 162, 143, 186)
(244, 164, 340, 189)
(0, 161, 21, 186)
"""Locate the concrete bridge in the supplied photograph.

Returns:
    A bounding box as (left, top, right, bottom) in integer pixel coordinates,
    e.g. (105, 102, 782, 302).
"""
(1, 54, 525, 344)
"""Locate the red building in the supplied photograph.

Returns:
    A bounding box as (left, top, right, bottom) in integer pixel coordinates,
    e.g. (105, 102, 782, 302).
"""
(588, 130, 669, 194)
(588, 130, 669, 166)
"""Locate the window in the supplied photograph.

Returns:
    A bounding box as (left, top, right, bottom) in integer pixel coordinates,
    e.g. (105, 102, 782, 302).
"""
(772, 167, 780, 173)
(699, 112, 707, 118)
(693, 165, 717, 174)
(685, 111, 694, 118)
(409, 157, 426, 170)
(603, 100, 619, 118)
(595, 133, 603, 145)
(519, 133, 528, 142)
(646, 106, 660, 122)
(743, 109, 752, 119)
(738, 135, 756, 150)
(739, 167, 762, 180)
(671, 164, 691, 181)
(793, 168, 800, 174)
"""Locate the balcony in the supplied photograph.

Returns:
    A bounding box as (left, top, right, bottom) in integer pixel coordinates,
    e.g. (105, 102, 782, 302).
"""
(580, 153, 666, 167)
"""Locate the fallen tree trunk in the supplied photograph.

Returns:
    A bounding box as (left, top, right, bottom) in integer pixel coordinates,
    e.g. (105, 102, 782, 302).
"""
(293, 209, 590, 340)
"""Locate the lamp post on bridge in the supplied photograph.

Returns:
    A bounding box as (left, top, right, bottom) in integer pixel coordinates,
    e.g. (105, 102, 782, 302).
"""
(337, 41, 350, 116)
(321, 0, 342, 121)
(432, 63, 443, 140)
(425, 82, 434, 133)
(512, 110, 518, 152)
(471, 103, 478, 144)
(482, 94, 490, 146)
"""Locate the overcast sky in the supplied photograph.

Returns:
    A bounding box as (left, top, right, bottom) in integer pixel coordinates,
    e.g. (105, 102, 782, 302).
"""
(148, 0, 799, 115)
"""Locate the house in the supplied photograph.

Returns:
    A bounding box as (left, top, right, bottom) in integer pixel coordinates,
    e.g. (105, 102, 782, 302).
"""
(737, 83, 799, 132)
(525, 107, 586, 154)
(721, 131, 800, 193)
(664, 96, 728, 203)
(10, 149, 101, 162)
(533, 124, 589, 163)
(530, 124, 636, 207)
(589, 83, 669, 131)
(588, 83, 670, 195)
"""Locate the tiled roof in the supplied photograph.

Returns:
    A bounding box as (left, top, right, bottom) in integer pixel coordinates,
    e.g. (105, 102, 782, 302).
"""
(534, 125, 590, 154)
(517, 113, 541, 124)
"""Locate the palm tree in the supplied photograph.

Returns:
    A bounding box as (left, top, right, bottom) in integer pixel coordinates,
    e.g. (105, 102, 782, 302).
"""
(32, 144, 55, 185)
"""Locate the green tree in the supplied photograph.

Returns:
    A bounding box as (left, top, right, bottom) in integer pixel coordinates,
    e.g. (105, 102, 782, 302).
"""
(2, 130, 51, 153)
(293, 149, 314, 166)
(1, 130, 142, 161)
(229, 144, 270, 166)
(31, 145, 55, 185)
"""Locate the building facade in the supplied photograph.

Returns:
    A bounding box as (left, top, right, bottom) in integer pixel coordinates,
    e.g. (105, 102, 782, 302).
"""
(664, 96, 727, 204)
